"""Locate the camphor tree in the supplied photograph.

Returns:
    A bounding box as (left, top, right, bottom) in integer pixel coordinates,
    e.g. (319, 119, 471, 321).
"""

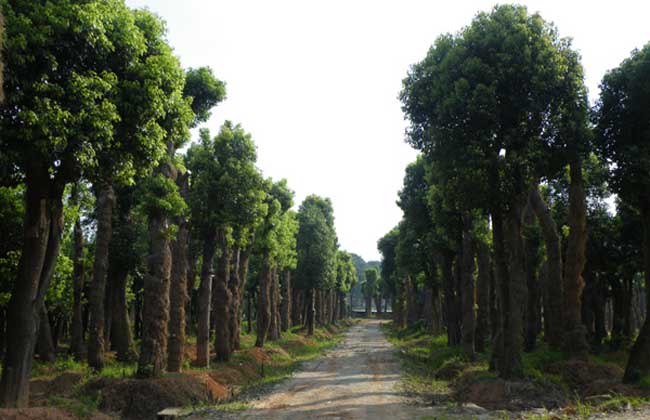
(187, 122, 264, 363)
(0, 0, 132, 405)
(401, 5, 591, 377)
(295, 196, 338, 335)
(595, 43, 650, 383)
(334, 251, 357, 320)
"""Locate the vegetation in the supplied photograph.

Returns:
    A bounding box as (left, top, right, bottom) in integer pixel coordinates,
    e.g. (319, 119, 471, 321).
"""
(376, 2, 650, 414)
(0, 0, 357, 411)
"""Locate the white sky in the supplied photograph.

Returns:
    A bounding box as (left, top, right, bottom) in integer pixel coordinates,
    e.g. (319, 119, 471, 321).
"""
(125, 0, 649, 261)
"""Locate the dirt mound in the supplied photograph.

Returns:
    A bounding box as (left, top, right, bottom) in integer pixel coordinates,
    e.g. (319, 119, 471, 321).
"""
(0, 407, 110, 420)
(452, 370, 567, 410)
(83, 373, 219, 420)
(187, 372, 230, 400)
(544, 360, 624, 396)
(245, 347, 273, 364)
(29, 373, 85, 405)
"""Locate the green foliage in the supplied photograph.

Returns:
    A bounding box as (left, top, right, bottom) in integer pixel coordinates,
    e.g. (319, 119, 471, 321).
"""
(295, 195, 338, 290)
(335, 251, 357, 293)
(595, 42, 650, 206)
(184, 67, 227, 127)
(139, 172, 187, 219)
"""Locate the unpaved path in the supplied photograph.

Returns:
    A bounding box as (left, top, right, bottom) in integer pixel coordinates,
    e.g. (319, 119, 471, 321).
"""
(197, 319, 443, 420)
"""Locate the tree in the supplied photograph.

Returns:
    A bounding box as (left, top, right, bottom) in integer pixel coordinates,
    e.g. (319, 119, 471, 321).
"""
(187, 122, 263, 362)
(0, 0, 130, 405)
(295, 196, 337, 335)
(401, 5, 590, 378)
(363, 268, 379, 317)
(594, 43, 650, 383)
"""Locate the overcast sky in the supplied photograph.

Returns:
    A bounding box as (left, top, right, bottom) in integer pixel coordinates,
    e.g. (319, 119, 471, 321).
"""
(125, 0, 649, 261)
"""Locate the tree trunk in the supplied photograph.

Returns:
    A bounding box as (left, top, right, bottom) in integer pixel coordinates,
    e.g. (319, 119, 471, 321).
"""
(36, 304, 55, 362)
(281, 270, 292, 332)
(232, 247, 251, 350)
(374, 294, 382, 318)
(529, 185, 564, 349)
(562, 159, 589, 358)
(494, 198, 526, 379)
(0, 170, 65, 407)
(70, 186, 85, 361)
(268, 267, 280, 340)
(88, 183, 115, 372)
(196, 229, 217, 367)
(246, 291, 253, 334)
(213, 228, 232, 361)
(255, 260, 272, 347)
(168, 173, 190, 372)
(137, 212, 172, 378)
(109, 265, 136, 363)
(441, 253, 460, 345)
(306, 288, 315, 335)
(523, 203, 541, 352)
(460, 212, 476, 358)
(476, 242, 491, 353)
(227, 248, 240, 351)
(292, 288, 302, 326)
(624, 202, 650, 383)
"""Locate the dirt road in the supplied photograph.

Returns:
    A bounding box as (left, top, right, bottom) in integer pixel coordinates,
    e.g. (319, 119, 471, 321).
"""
(197, 319, 442, 420)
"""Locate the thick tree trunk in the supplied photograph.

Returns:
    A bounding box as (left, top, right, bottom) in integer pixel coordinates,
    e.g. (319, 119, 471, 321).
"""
(624, 202, 650, 383)
(562, 159, 589, 358)
(196, 230, 217, 367)
(70, 187, 85, 361)
(255, 261, 272, 347)
(281, 270, 292, 332)
(36, 304, 55, 362)
(523, 203, 541, 352)
(0, 171, 65, 407)
(461, 212, 476, 358)
(168, 173, 190, 372)
(213, 228, 232, 361)
(137, 212, 172, 378)
(493, 198, 526, 379)
(88, 183, 115, 372)
(109, 264, 137, 362)
(476, 242, 491, 353)
(292, 289, 303, 326)
(529, 185, 564, 349)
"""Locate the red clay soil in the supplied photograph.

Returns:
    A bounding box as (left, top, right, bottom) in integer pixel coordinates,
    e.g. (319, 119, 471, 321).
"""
(452, 370, 567, 410)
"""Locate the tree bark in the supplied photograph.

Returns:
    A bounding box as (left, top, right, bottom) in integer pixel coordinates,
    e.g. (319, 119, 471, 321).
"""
(168, 172, 190, 372)
(306, 288, 315, 335)
(227, 248, 240, 351)
(268, 267, 280, 340)
(441, 253, 460, 345)
(461, 212, 476, 358)
(529, 185, 564, 349)
(36, 304, 55, 362)
(109, 263, 137, 362)
(196, 229, 217, 367)
(213, 228, 232, 361)
(281, 269, 292, 332)
(493, 198, 526, 379)
(624, 202, 650, 382)
(137, 211, 172, 378)
(88, 183, 115, 372)
(523, 203, 541, 352)
(476, 242, 491, 353)
(255, 260, 272, 347)
(562, 159, 589, 358)
(0, 169, 65, 407)
(70, 185, 85, 361)
(232, 247, 251, 350)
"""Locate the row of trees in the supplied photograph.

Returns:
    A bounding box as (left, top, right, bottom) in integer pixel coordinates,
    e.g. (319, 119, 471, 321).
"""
(0, 0, 357, 408)
(378, 4, 650, 383)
